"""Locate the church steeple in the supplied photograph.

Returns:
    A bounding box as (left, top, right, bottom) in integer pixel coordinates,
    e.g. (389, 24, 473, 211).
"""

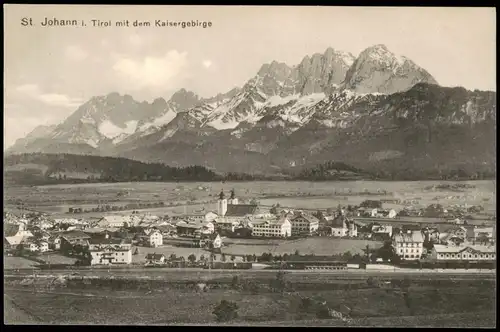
(218, 190, 227, 216)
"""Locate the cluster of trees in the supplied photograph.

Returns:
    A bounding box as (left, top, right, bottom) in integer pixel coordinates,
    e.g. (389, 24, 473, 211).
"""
(5, 153, 223, 183)
(68, 201, 165, 214)
(295, 161, 367, 181)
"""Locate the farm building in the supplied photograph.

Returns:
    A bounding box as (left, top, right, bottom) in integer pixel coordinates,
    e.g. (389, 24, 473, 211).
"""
(88, 238, 133, 265)
(97, 215, 130, 228)
(251, 217, 291, 238)
(431, 244, 496, 262)
(290, 213, 319, 236)
(59, 230, 91, 251)
(145, 253, 166, 264)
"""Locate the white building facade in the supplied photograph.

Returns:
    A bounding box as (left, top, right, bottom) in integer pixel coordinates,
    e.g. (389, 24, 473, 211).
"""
(393, 231, 424, 260)
(89, 239, 132, 265)
(252, 218, 291, 238)
(149, 230, 163, 247)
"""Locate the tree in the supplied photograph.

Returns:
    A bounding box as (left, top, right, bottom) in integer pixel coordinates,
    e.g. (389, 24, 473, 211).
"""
(200, 254, 206, 262)
(366, 276, 377, 287)
(133, 247, 139, 255)
(213, 300, 239, 322)
(249, 198, 259, 205)
(188, 254, 197, 264)
(169, 253, 177, 261)
(221, 253, 226, 262)
(294, 249, 300, 256)
(231, 275, 240, 290)
(270, 271, 287, 293)
(316, 304, 331, 319)
(230, 255, 236, 262)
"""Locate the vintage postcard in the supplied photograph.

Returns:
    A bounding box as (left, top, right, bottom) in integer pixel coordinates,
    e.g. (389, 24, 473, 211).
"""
(3, 5, 496, 327)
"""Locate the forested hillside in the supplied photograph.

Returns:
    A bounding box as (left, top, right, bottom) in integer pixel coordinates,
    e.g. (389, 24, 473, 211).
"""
(4, 153, 222, 185)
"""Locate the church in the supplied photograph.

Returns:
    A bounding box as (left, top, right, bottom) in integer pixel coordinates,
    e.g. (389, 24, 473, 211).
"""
(215, 189, 259, 233)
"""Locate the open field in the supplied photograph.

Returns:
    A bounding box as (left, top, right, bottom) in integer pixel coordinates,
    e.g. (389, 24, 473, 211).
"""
(37, 253, 78, 265)
(4, 256, 37, 269)
(222, 237, 382, 256)
(4, 180, 496, 219)
(4, 277, 495, 326)
(5, 268, 495, 280)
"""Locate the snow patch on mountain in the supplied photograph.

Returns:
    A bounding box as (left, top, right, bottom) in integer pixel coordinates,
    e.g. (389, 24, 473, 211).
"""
(138, 109, 176, 133)
(99, 120, 138, 139)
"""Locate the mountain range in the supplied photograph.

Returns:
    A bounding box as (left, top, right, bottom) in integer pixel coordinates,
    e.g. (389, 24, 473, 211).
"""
(7, 44, 496, 178)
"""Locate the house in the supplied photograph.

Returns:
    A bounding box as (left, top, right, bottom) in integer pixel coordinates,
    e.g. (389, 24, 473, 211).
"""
(176, 221, 202, 237)
(290, 213, 319, 236)
(355, 207, 371, 217)
(204, 211, 218, 222)
(393, 231, 424, 260)
(371, 225, 393, 240)
(49, 235, 62, 250)
(251, 217, 291, 238)
(325, 216, 349, 237)
(473, 227, 494, 244)
(149, 230, 163, 247)
(88, 238, 133, 265)
(421, 227, 440, 242)
(444, 226, 467, 240)
(145, 253, 166, 264)
(4, 235, 25, 249)
(4, 223, 33, 238)
(26, 241, 40, 252)
(97, 215, 130, 228)
(59, 230, 91, 251)
(214, 219, 240, 233)
(346, 219, 358, 237)
(37, 241, 49, 252)
(431, 244, 496, 261)
(200, 233, 223, 249)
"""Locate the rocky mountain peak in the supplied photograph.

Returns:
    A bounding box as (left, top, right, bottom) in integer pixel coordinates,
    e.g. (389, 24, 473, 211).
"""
(168, 88, 201, 109)
(342, 44, 438, 94)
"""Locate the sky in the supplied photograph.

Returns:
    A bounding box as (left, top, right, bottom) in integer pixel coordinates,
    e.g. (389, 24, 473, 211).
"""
(3, 5, 496, 149)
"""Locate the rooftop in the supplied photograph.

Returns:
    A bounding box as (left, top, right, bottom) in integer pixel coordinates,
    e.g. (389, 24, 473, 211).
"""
(60, 230, 91, 241)
(88, 237, 132, 245)
(433, 244, 496, 254)
(393, 230, 424, 243)
(225, 204, 258, 217)
(292, 213, 319, 224)
(145, 253, 165, 260)
(4, 223, 19, 237)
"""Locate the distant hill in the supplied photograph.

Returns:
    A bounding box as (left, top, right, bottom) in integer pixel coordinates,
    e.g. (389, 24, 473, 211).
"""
(3, 153, 223, 185)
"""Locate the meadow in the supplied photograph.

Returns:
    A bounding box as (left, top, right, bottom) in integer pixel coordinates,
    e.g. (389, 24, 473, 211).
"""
(4, 277, 496, 326)
(4, 180, 496, 217)
(222, 238, 381, 257)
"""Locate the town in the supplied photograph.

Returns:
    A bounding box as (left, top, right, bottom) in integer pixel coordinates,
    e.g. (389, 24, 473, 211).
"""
(4, 188, 496, 271)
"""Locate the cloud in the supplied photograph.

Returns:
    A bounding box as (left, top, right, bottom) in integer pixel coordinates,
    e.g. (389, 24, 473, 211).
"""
(65, 45, 88, 61)
(129, 34, 143, 46)
(15, 84, 39, 94)
(112, 50, 189, 89)
(14, 83, 83, 108)
(202, 60, 213, 68)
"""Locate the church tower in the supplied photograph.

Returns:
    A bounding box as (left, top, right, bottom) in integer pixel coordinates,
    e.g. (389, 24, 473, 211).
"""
(217, 190, 227, 217)
(228, 189, 238, 205)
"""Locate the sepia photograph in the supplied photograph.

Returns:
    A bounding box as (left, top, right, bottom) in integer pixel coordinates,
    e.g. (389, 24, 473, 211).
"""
(3, 4, 496, 327)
